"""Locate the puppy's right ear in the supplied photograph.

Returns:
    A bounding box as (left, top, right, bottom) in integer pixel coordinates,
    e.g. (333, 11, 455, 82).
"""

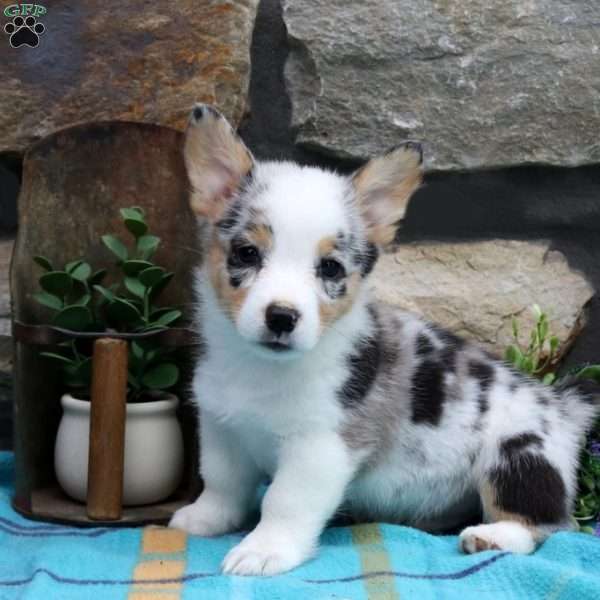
(184, 104, 254, 221)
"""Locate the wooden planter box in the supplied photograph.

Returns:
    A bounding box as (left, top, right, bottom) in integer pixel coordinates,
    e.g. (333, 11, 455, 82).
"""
(10, 122, 202, 525)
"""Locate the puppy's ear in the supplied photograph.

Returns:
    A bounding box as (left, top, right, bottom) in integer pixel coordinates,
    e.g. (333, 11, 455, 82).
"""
(352, 142, 423, 246)
(184, 103, 254, 221)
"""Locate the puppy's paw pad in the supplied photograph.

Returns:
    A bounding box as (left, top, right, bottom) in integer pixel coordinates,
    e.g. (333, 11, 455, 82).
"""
(459, 523, 535, 555)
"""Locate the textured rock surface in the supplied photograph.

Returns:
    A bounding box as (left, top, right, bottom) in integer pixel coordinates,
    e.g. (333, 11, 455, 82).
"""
(284, 0, 600, 170)
(0, 0, 258, 154)
(372, 240, 594, 357)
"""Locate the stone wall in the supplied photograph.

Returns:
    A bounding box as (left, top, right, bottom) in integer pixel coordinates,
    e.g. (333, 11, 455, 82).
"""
(1, 0, 599, 448)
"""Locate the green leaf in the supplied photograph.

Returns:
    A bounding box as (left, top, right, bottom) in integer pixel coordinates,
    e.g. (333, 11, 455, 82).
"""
(150, 309, 182, 328)
(130, 206, 145, 218)
(33, 291, 63, 310)
(122, 260, 153, 276)
(102, 234, 128, 262)
(539, 316, 549, 341)
(73, 293, 91, 307)
(542, 373, 556, 385)
(107, 297, 141, 324)
(149, 272, 174, 300)
(40, 352, 75, 365)
(69, 261, 92, 282)
(511, 317, 519, 340)
(88, 269, 108, 286)
(127, 372, 141, 391)
(52, 305, 93, 331)
(121, 207, 146, 221)
(125, 277, 147, 299)
(137, 235, 160, 260)
(34, 255, 53, 271)
(40, 271, 73, 297)
(577, 365, 600, 383)
(151, 307, 177, 319)
(141, 363, 179, 390)
(549, 336, 560, 352)
(139, 266, 165, 288)
(93, 284, 115, 303)
(124, 218, 148, 238)
(521, 356, 535, 375)
(64, 357, 92, 389)
(131, 341, 145, 360)
(531, 304, 543, 320)
(504, 344, 522, 366)
(65, 260, 83, 274)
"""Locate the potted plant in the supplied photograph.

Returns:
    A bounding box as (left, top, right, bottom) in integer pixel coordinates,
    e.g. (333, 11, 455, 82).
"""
(33, 207, 184, 506)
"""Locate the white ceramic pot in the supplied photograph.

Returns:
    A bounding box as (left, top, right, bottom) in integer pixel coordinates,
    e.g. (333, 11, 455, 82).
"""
(54, 393, 184, 506)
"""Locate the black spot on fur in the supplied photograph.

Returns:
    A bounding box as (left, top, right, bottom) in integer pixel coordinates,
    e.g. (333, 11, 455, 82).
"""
(431, 325, 464, 349)
(217, 199, 244, 233)
(469, 361, 495, 390)
(416, 333, 434, 356)
(476, 394, 489, 415)
(338, 308, 388, 409)
(358, 243, 379, 277)
(411, 359, 445, 425)
(410, 327, 465, 425)
(501, 432, 543, 456)
(337, 335, 381, 409)
(469, 361, 494, 415)
(438, 344, 460, 372)
(490, 452, 566, 524)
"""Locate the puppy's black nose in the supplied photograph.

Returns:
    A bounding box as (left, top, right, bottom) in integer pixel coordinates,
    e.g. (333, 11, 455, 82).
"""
(265, 304, 300, 336)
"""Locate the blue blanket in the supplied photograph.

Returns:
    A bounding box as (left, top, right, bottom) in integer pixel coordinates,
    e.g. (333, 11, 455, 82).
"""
(1, 451, 599, 599)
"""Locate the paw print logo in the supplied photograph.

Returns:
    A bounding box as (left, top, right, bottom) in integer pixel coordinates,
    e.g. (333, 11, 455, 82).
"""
(4, 15, 45, 48)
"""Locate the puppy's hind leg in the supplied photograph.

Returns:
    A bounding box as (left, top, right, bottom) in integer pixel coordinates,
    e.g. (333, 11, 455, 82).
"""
(459, 433, 569, 555)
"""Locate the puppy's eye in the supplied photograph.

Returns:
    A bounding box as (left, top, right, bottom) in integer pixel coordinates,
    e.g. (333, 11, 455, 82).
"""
(319, 258, 345, 280)
(233, 244, 261, 266)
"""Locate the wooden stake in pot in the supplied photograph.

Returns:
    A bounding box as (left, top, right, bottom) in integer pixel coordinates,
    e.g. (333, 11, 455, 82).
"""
(86, 338, 128, 520)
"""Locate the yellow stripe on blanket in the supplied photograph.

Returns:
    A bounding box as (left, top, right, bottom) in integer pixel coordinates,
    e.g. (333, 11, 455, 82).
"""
(351, 523, 400, 600)
(128, 527, 188, 600)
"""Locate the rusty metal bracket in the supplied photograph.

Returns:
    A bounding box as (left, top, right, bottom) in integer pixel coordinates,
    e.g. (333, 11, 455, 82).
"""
(12, 321, 199, 347)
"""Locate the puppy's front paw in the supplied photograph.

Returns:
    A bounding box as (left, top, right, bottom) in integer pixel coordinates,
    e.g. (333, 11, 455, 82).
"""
(169, 493, 244, 537)
(459, 522, 536, 555)
(222, 528, 313, 576)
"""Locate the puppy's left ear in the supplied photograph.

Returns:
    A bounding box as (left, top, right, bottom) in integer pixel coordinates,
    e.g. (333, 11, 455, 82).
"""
(352, 142, 423, 246)
(184, 103, 254, 221)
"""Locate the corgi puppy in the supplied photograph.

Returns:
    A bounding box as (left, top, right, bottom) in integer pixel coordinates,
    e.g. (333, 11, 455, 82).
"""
(169, 104, 599, 576)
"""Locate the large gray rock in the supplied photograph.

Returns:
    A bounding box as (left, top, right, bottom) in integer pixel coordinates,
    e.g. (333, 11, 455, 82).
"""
(372, 240, 594, 359)
(284, 1, 600, 170)
(0, 0, 259, 154)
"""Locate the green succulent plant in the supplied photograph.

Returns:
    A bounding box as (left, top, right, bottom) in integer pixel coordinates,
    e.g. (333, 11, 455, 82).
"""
(504, 304, 559, 384)
(505, 305, 600, 527)
(34, 207, 181, 401)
